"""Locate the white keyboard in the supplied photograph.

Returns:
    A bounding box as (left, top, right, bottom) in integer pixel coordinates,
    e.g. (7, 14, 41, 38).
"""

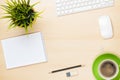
(56, 0, 114, 16)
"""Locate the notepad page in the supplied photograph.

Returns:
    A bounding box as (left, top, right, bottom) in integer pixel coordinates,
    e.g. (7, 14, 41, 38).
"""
(1, 32, 47, 69)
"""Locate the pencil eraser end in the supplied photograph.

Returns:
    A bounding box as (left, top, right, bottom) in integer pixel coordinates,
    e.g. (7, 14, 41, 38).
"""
(66, 71, 79, 77)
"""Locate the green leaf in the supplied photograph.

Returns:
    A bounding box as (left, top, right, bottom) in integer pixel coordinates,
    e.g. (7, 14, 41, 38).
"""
(1, 16, 12, 19)
(27, 0, 30, 5)
(27, 2, 39, 12)
(8, 22, 17, 29)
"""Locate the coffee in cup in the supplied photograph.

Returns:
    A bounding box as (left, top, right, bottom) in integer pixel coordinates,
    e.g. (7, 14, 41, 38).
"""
(98, 59, 119, 80)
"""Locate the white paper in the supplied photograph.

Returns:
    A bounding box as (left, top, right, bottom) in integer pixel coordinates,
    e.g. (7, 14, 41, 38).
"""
(1, 32, 47, 69)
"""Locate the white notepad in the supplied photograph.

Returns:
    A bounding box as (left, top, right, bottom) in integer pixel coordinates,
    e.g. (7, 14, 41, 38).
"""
(1, 32, 47, 69)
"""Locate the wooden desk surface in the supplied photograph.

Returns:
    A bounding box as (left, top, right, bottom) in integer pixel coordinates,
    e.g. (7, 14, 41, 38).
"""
(0, 0, 120, 80)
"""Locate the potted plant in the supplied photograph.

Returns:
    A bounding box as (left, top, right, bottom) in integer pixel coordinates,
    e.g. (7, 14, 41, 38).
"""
(1, 0, 42, 32)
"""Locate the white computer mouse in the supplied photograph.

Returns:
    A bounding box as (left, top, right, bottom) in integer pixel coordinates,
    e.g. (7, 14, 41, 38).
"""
(98, 16, 113, 39)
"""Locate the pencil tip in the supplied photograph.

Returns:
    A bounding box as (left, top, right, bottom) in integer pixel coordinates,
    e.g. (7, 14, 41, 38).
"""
(48, 72, 52, 74)
(82, 65, 85, 67)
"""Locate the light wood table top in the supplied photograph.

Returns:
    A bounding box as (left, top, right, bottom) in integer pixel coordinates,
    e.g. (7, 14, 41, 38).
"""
(0, 0, 120, 80)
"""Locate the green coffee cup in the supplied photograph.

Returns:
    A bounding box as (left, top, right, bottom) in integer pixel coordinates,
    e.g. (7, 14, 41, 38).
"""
(92, 53, 120, 80)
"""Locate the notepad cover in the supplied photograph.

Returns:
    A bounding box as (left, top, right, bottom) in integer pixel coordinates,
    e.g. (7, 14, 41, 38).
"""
(1, 32, 47, 69)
